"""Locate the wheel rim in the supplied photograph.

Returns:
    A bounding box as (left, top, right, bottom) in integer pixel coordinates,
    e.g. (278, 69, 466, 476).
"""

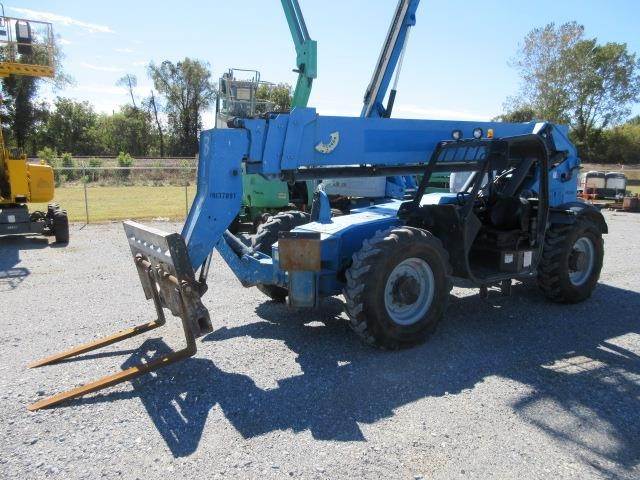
(384, 257, 435, 326)
(569, 237, 595, 286)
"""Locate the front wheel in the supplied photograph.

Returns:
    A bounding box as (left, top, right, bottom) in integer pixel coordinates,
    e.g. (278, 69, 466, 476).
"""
(537, 217, 604, 303)
(251, 210, 310, 302)
(344, 227, 452, 349)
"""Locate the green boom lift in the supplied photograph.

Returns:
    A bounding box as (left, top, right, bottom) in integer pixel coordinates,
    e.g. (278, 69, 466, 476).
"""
(281, 0, 317, 106)
(226, 0, 317, 232)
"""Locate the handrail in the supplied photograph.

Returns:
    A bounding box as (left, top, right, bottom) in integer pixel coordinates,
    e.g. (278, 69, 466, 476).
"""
(0, 14, 55, 77)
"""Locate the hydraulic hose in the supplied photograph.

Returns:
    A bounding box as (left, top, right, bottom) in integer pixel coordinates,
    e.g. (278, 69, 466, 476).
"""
(222, 230, 253, 258)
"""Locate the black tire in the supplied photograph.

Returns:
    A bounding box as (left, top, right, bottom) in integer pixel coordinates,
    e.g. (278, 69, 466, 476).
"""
(251, 210, 310, 301)
(228, 215, 241, 235)
(29, 210, 46, 222)
(344, 227, 452, 349)
(44, 203, 60, 236)
(29, 210, 48, 235)
(252, 212, 273, 233)
(53, 210, 69, 244)
(537, 217, 603, 303)
(47, 203, 60, 216)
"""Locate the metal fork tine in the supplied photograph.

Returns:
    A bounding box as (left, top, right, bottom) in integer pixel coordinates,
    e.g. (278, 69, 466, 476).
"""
(28, 303, 197, 411)
(28, 320, 164, 368)
(27, 344, 194, 411)
(29, 263, 167, 369)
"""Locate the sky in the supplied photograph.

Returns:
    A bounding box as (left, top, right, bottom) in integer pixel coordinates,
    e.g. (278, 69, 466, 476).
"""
(11, 0, 640, 128)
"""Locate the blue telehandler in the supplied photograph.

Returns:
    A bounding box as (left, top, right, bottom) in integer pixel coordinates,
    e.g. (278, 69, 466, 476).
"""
(29, 0, 607, 411)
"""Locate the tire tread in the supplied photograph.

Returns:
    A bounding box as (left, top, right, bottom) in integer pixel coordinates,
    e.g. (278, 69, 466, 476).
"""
(251, 210, 310, 301)
(343, 227, 452, 349)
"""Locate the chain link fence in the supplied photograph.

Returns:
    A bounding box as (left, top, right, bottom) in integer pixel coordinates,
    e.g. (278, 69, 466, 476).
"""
(36, 164, 199, 224)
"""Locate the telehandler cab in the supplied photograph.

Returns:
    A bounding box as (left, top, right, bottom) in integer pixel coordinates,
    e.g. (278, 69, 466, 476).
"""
(29, 0, 607, 411)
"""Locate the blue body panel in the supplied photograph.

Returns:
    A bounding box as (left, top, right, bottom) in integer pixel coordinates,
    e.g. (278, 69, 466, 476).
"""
(182, 128, 245, 268)
(279, 200, 404, 295)
(546, 124, 581, 204)
(281, 192, 465, 295)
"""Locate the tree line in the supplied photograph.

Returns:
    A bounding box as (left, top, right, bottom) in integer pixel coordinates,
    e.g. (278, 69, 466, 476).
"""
(495, 22, 640, 164)
(2, 57, 218, 157)
(2, 21, 639, 164)
(1, 56, 292, 158)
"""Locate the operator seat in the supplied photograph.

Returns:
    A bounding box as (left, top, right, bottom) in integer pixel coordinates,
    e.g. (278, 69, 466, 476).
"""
(498, 156, 536, 198)
(488, 156, 536, 230)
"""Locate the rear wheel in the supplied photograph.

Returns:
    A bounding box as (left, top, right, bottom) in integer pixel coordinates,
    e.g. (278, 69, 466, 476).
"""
(251, 210, 310, 301)
(47, 203, 60, 217)
(53, 210, 69, 244)
(344, 227, 452, 349)
(537, 217, 603, 303)
(44, 203, 60, 236)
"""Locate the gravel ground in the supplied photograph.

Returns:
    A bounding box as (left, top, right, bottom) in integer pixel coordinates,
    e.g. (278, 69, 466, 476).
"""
(1, 211, 639, 480)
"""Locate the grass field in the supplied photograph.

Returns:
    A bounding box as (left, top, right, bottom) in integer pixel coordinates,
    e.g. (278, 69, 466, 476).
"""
(32, 185, 197, 222)
(31, 178, 640, 224)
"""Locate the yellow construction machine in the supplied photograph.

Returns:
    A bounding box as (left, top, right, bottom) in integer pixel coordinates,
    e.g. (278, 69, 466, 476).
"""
(0, 7, 68, 242)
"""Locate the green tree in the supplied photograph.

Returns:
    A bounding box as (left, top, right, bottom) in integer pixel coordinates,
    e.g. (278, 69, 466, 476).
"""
(60, 152, 77, 180)
(95, 105, 153, 156)
(493, 106, 537, 123)
(507, 22, 640, 158)
(42, 98, 99, 154)
(0, 38, 71, 151)
(627, 115, 640, 126)
(37, 146, 57, 165)
(142, 90, 164, 157)
(116, 74, 138, 109)
(256, 83, 292, 111)
(602, 123, 640, 164)
(148, 58, 216, 156)
(567, 40, 640, 153)
(87, 157, 103, 182)
(1, 73, 39, 149)
(26, 99, 52, 154)
(116, 151, 134, 180)
(507, 22, 584, 124)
